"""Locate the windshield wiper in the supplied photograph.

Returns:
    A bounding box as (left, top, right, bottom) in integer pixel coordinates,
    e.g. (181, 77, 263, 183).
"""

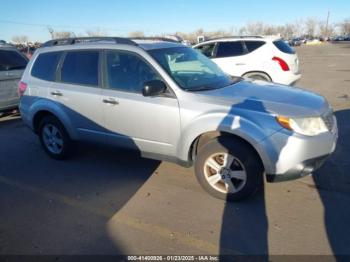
(185, 86, 217, 92)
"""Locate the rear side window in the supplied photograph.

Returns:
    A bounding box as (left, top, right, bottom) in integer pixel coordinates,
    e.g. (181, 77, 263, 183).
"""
(61, 51, 99, 86)
(244, 41, 265, 53)
(195, 43, 216, 58)
(0, 50, 28, 71)
(32, 52, 61, 81)
(273, 40, 295, 54)
(216, 42, 244, 58)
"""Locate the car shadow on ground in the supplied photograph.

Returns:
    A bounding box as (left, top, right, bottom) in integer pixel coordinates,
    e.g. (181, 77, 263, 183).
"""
(218, 106, 350, 259)
(0, 113, 161, 255)
(217, 98, 274, 259)
(312, 109, 350, 259)
(1, 107, 349, 257)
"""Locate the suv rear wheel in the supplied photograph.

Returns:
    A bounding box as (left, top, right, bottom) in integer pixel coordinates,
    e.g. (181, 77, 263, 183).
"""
(38, 115, 71, 160)
(194, 137, 263, 201)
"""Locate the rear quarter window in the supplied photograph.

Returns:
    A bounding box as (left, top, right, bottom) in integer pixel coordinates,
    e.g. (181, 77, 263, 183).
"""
(31, 52, 62, 81)
(244, 41, 265, 53)
(0, 49, 28, 71)
(273, 40, 295, 54)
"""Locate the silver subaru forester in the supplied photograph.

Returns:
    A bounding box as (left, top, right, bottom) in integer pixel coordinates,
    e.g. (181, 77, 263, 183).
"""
(19, 37, 338, 201)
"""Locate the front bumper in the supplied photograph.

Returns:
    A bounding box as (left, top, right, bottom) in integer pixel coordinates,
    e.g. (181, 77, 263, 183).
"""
(266, 154, 329, 182)
(259, 117, 338, 183)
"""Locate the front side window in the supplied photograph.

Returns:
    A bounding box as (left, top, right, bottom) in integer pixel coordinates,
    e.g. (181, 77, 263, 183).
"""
(149, 47, 239, 91)
(61, 51, 99, 86)
(195, 43, 216, 58)
(32, 52, 62, 81)
(0, 50, 28, 71)
(106, 51, 160, 93)
(216, 42, 244, 58)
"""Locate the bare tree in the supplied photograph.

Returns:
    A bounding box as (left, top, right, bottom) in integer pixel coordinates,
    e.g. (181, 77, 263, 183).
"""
(305, 18, 318, 37)
(241, 22, 265, 35)
(293, 19, 305, 37)
(52, 31, 75, 39)
(11, 35, 29, 44)
(173, 28, 233, 44)
(128, 31, 145, 38)
(86, 28, 107, 37)
(263, 24, 277, 35)
(282, 23, 297, 39)
(319, 20, 335, 37)
(339, 18, 350, 35)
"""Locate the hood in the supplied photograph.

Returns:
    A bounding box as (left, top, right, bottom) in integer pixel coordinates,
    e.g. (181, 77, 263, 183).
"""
(196, 79, 329, 117)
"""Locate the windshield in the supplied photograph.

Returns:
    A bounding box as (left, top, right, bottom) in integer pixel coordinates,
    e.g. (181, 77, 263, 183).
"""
(148, 47, 238, 91)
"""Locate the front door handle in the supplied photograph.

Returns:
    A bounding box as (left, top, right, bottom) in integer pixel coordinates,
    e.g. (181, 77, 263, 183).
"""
(51, 91, 63, 96)
(103, 98, 119, 105)
(235, 63, 246, 66)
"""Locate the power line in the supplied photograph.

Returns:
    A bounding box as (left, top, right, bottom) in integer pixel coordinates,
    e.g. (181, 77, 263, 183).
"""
(0, 19, 131, 32)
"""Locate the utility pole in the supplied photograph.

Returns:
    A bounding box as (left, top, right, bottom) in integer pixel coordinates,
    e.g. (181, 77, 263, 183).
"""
(325, 10, 330, 38)
(47, 26, 54, 39)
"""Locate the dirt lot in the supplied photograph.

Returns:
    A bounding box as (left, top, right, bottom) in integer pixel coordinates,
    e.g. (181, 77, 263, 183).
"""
(0, 42, 349, 257)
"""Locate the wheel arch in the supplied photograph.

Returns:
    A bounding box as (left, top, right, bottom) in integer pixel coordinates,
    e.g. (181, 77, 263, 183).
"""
(189, 131, 264, 171)
(242, 71, 272, 81)
(33, 110, 55, 133)
(30, 102, 78, 140)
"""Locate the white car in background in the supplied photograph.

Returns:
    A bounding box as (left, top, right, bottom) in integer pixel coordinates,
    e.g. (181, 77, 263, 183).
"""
(193, 36, 301, 85)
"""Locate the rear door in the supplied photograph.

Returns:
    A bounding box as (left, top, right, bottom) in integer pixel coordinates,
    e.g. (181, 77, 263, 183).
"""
(50, 50, 106, 143)
(212, 41, 246, 77)
(0, 49, 28, 110)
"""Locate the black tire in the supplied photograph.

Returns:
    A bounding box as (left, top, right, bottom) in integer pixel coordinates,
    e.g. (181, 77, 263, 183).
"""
(194, 137, 264, 201)
(243, 72, 271, 82)
(38, 115, 71, 160)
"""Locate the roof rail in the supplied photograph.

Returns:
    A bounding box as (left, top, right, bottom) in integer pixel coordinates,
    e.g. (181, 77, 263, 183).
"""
(42, 37, 138, 47)
(0, 42, 15, 48)
(130, 37, 180, 43)
(208, 35, 264, 41)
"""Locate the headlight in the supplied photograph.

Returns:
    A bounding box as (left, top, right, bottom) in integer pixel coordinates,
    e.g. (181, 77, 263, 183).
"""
(276, 116, 328, 136)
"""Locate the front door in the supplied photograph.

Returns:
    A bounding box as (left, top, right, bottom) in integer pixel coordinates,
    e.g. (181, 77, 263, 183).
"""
(102, 50, 181, 157)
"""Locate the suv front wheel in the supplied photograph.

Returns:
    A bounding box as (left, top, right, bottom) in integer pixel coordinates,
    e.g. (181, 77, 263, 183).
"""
(38, 115, 71, 160)
(194, 137, 263, 201)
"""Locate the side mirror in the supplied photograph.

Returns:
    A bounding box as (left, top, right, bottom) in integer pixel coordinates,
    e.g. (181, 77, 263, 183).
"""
(142, 80, 167, 97)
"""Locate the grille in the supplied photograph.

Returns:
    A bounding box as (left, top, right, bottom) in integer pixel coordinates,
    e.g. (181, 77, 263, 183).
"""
(322, 110, 335, 131)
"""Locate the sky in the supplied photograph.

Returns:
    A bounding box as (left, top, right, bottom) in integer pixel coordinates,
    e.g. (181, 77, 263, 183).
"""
(0, 0, 349, 42)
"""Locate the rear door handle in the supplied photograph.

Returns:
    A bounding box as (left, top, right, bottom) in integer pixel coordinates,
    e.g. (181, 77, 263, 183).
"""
(51, 91, 63, 96)
(103, 98, 119, 105)
(235, 63, 246, 66)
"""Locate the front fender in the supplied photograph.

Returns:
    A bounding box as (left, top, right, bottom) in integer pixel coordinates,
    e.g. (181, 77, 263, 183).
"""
(177, 112, 280, 172)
